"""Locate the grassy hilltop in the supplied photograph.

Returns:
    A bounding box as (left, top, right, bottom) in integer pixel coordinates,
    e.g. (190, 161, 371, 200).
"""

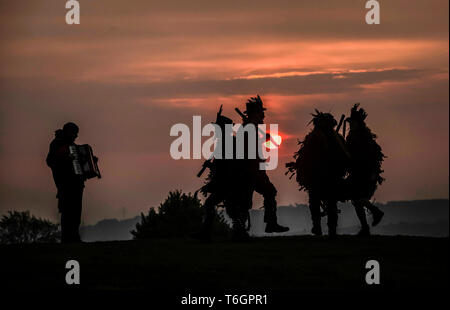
(0, 235, 447, 295)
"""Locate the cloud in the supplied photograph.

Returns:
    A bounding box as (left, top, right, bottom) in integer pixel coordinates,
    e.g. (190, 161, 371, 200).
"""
(0, 0, 448, 222)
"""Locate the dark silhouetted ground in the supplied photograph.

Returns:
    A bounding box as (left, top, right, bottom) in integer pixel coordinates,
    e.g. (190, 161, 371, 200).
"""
(1, 235, 447, 297)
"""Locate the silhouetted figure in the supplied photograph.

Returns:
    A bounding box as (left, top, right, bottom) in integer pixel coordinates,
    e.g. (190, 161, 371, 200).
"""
(194, 106, 252, 241)
(344, 104, 385, 236)
(46, 122, 99, 243)
(239, 96, 289, 234)
(286, 111, 348, 237)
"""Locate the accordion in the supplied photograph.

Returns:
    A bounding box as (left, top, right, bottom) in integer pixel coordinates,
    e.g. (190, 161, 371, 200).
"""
(69, 144, 101, 179)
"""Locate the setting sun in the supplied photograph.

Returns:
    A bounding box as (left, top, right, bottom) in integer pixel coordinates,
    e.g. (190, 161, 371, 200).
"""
(264, 134, 283, 149)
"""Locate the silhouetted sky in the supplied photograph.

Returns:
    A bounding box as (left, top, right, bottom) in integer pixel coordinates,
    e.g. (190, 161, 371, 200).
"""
(0, 0, 448, 223)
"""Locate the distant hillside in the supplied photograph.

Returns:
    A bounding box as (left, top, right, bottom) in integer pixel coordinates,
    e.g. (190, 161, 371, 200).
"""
(252, 199, 449, 237)
(80, 216, 141, 242)
(379, 199, 449, 222)
(80, 199, 449, 241)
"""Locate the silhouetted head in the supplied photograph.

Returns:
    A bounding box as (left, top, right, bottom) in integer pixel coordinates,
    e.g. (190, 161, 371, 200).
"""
(54, 129, 64, 140)
(62, 122, 79, 143)
(244, 95, 266, 123)
(310, 110, 337, 131)
(346, 103, 367, 129)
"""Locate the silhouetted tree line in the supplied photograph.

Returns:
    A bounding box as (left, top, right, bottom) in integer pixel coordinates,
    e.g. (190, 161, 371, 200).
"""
(131, 190, 231, 239)
(0, 211, 60, 244)
(0, 191, 230, 243)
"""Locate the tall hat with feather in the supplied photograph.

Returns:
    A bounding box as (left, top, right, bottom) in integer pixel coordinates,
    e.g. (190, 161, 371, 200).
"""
(243, 95, 267, 115)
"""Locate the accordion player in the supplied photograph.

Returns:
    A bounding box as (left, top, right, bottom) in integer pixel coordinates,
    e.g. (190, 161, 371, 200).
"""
(69, 144, 101, 179)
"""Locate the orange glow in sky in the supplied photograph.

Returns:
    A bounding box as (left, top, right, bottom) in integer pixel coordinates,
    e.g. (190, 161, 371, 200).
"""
(264, 134, 283, 149)
(0, 0, 448, 223)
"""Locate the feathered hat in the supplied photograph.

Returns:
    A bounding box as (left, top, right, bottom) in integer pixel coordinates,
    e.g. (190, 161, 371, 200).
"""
(308, 109, 337, 128)
(243, 95, 267, 115)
